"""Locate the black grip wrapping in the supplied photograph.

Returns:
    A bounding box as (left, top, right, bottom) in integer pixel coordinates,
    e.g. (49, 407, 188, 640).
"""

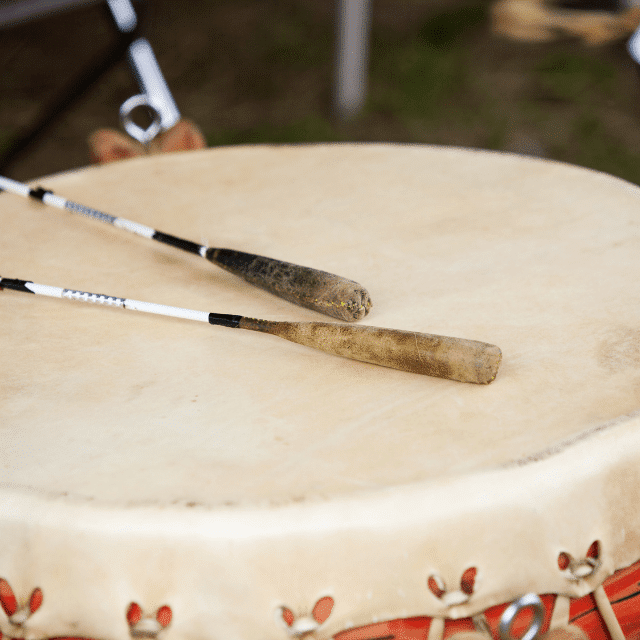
(205, 248, 372, 322)
(29, 187, 53, 201)
(0, 278, 34, 294)
(153, 231, 203, 255)
(208, 312, 243, 328)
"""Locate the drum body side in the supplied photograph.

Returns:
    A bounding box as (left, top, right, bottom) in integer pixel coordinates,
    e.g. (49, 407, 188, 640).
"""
(1, 412, 639, 640)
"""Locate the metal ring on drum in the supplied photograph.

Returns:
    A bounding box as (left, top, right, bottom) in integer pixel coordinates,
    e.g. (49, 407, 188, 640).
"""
(498, 594, 545, 640)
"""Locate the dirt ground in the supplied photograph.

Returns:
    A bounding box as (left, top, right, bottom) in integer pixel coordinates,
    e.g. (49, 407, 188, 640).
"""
(2, 0, 640, 182)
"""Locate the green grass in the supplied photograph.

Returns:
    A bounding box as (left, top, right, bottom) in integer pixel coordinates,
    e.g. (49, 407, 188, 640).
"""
(570, 115, 640, 183)
(534, 51, 616, 102)
(418, 4, 488, 51)
(0, 129, 15, 156)
(207, 114, 342, 147)
(202, 0, 640, 185)
(5, 0, 640, 183)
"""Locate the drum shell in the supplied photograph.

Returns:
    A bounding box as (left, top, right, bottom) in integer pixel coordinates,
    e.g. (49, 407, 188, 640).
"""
(2, 144, 640, 640)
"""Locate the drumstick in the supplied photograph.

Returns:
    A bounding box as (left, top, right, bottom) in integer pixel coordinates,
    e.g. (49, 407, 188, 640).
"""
(0, 175, 371, 322)
(0, 277, 501, 384)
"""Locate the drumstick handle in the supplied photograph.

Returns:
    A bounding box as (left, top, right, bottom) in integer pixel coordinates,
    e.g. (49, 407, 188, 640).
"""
(239, 318, 502, 384)
(205, 248, 372, 323)
(0, 175, 372, 322)
(1, 277, 500, 383)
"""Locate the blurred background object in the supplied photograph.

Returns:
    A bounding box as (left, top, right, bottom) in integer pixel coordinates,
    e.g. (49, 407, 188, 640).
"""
(0, 0, 194, 170)
(2, 0, 640, 184)
(492, 0, 640, 45)
(335, 0, 371, 119)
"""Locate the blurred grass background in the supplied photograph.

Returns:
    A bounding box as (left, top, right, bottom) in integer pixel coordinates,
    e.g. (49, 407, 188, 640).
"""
(2, 0, 640, 183)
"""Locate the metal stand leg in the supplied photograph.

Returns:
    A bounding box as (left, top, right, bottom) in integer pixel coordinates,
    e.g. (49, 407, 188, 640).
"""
(0, 0, 146, 174)
(334, 0, 372, 120)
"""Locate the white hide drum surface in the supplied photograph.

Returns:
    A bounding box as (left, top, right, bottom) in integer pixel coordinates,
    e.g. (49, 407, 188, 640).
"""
(1, 144, 640, 640)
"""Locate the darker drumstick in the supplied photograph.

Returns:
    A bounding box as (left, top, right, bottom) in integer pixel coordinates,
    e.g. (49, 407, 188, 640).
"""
(0, 277, 501, 384)
(0, 175, 372, 322)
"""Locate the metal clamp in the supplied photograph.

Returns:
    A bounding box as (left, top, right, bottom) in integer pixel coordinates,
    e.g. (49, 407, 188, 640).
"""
(106, 0, 180, 144)
(119, 90, 163, 145)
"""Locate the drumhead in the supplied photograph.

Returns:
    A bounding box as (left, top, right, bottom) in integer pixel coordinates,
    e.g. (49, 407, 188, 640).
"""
(2, 144, 640, 640)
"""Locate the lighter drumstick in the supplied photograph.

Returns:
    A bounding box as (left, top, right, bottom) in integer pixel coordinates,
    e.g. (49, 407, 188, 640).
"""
(0, 277, 501, 384)
(0, 175, 371, 322)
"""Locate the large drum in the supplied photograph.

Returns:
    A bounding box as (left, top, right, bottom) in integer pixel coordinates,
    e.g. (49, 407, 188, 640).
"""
(1, 145, 640, 640)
